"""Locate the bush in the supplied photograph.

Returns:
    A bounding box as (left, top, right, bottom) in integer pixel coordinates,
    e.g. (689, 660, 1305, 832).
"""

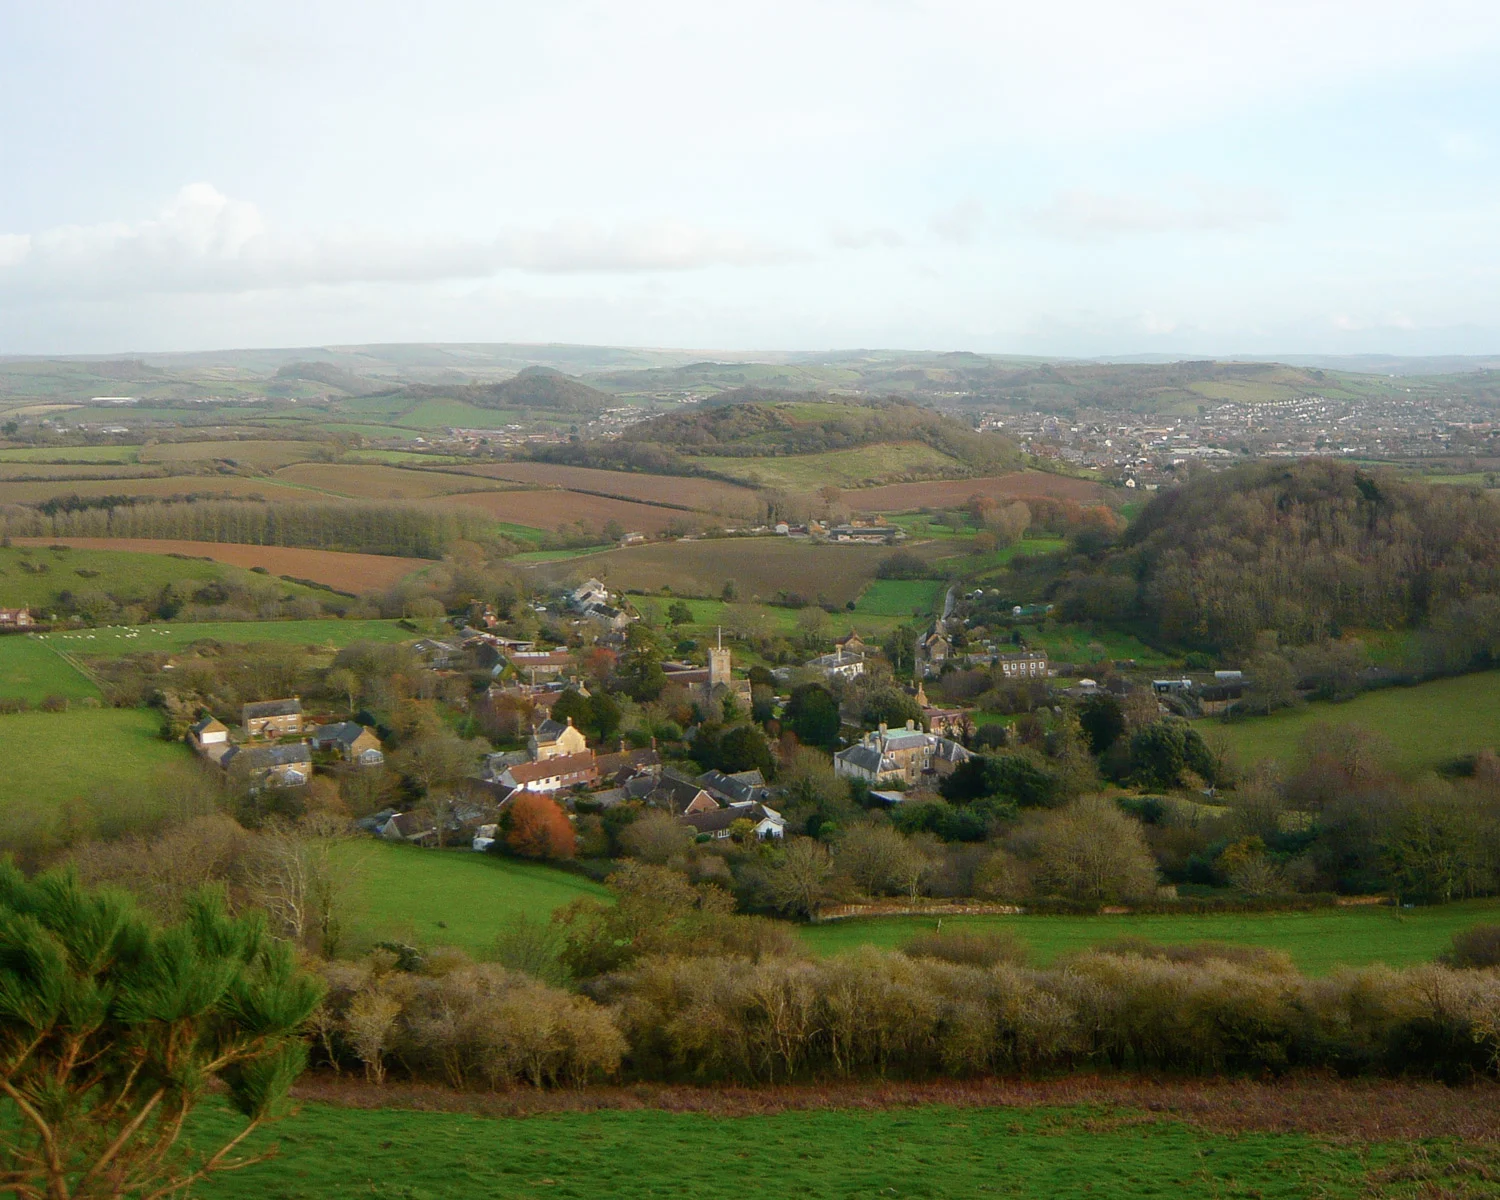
(900, 928, 1029, 968)
(1443, 923, 1500, 969)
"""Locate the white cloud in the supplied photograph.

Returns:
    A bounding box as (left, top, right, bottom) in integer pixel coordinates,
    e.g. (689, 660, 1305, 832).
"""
(829, 225, 905, 250)
(930, 199, 985, 244)
(1033, 186, 1283, 240)
(0, 185, 794, 301)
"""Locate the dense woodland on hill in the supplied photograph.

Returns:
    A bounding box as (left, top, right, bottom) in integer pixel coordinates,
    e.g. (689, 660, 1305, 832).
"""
(1051, 461, 1500, 656)
(373, 365, 613, 414)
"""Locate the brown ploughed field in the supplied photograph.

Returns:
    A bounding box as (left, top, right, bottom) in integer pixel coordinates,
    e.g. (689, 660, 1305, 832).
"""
(442, 489, 699, 534)
(846, 470, 1117, 511)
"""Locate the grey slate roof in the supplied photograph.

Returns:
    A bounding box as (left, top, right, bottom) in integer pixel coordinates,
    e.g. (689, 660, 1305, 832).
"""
(243, 698, 302, 720)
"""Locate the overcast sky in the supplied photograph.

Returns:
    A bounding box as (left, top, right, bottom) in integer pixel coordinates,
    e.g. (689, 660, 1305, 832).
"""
(3, 0, 1499, 357)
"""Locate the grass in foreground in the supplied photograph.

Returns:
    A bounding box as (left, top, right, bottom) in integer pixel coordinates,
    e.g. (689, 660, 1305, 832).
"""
(192, 1098, 1496, 1200)
(1207, 670, 1500, 772)
(337, 842, 610, 955)
(798, 900, 1500, 974)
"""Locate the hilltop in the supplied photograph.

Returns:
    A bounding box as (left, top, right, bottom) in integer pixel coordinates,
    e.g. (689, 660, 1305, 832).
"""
(1053, 459, 1500, 653)
(369, 366, 613, 416)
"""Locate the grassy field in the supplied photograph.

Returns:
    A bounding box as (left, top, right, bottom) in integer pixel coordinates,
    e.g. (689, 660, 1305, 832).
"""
(337, 842, 610, 955)
(12, 538, 431, 593)
(799, 900, 1500, 974)
(685, 442, 964, 490)
(853, 578, 947, 617)
(0, 445, 141, 463)
(0, 636, 101, 703)
(1017, 621, 1177, 668)
(0, 543, 334, 611)
(0, 707, 197, 814)
(41, 618, 413, 656)
(192, 1098, 1491, 1200)
(1207, 671, 1500, 772)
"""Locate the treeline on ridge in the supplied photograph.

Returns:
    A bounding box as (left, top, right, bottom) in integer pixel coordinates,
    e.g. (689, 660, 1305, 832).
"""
(371, 366, 612, 415)
(1054, 460, 1500, 654)
(0, 498, 494, 558)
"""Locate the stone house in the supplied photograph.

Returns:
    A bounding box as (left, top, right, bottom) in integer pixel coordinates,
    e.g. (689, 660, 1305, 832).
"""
(241, 698, 303, 739)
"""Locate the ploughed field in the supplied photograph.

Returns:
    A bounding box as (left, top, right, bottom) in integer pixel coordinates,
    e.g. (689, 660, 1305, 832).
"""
(846, 469, 1118, 511)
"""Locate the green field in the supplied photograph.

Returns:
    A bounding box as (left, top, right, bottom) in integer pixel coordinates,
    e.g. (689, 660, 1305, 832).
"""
(0, 636, 101, 702)
(1208, 670, 1500, 772)
(798, 900, 1500, 974)
(0, 544, 317, 611)
(192, 1100, 1485, 1200)
(41, 618, 413, 656)
(0, 707, 197, 818)
(853, 578, 947, 617)
(339, 842, 611, 955)
(1016, 621, 1176, 668)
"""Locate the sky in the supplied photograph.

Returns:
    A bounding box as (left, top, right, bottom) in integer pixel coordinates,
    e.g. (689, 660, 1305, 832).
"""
(2, 0, 1499, 358)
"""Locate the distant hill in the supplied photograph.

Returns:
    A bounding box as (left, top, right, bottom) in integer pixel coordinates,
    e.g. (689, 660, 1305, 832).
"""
(273, 361, 383, 396)
(1060, 460, 1500, 653)
(534, 390, 1022, 485)
(371, 366, 613, 415)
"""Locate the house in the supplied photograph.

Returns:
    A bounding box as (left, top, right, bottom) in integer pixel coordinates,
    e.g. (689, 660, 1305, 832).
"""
(827, 523, 903, 543)
(187, 715, 231, 763)
(0, 608, 34, 628)
(507, 649, 574, 682)
(805, 647, 866, 681)
(696, 768, 772, 807)
(568, 578, 611, 611)
(834, 721, 970, 786)
(596, 745, 662, 786)
(412, 638, 463, 669)
(833, 630, 867, 655)
(996, 650, 1048, 679)
(644, 770, 720, 815)
(241, 698, 303, 739)
(472, 823, 499, 852)
(380, 811, 439, 847)
(921, 632, 952, 676)
(528, 717, 589, 761)
(1152, 677, 1194, 696)
(681, 802, 786, 840)
(308, 722, 385, 765)
(220, 742, 312, 789)
(497, 750, 600, 794)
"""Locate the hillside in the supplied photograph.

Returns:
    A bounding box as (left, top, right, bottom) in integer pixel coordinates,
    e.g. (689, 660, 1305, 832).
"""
(368, 366, 612, 416)
(1058, 460, 1500, 653)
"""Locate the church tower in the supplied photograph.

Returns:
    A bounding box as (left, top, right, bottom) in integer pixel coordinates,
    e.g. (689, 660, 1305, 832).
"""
(709, 626, 732, 689)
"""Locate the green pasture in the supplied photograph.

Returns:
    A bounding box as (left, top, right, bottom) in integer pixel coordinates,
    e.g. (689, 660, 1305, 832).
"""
(853, 578, 946, 617)
(799, 899, 1500, 975)
(0, 544, 333, 612)
(193, 1100, 1480, 1200)
(1015, 621, 1176, 668)
(336, 841, 610, 955)
(963, 535, 1068, 575)
(0, 636, 101, 703)
(0, 707, 197, 818)
(1207, 670, 1500, 772)
(39, 618, 413, 656)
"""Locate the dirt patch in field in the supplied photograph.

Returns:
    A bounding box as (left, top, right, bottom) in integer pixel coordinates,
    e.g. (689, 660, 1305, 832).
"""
(275, 462, 510, 501)
(292, 1074, 1500, 1142)
(12, 538, 430, 592)
(438, 462, 762, 517)
(523, 537, 921, 605)
(846, 470, 1117, 512)
(442, 489, 700, 535)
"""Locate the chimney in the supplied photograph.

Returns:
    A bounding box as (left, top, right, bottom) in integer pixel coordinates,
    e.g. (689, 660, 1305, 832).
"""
(906, 719, 915, 731)
(879, 722, 888, 738)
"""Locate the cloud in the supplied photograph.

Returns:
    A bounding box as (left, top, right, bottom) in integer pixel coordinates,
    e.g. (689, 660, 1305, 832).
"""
(930, 199, 985, 244)
(829, 224, 905, 250)
(1033, 186, 1283, 240)
(0, 184, 794, 301)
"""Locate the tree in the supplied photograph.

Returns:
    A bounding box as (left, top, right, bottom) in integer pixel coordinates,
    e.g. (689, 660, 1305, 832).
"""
(0, 866, 322, 1200)
(939, 752, 1058, 808)
(505, 792, 576, 860)
(617, 624, 668, 702)
(1028, 796, 1159, 903)
(325, 667, 359, 715)
(718, 724, 774, 776)
(1077, 693, 1126, 756)
(1128, 719, 1217, 790)
(667, 600, 695, 627)
(861, 687, 923, 731)
(785, 684, 841, 749)
(764, 838, 834, 919)
(390, 732, 478, 798)
(881, 623, 922, 677)
(835, 824, 924, 897)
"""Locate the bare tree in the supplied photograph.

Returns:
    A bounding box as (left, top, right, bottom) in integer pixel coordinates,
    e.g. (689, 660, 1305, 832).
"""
(765, 837, 834, 919)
